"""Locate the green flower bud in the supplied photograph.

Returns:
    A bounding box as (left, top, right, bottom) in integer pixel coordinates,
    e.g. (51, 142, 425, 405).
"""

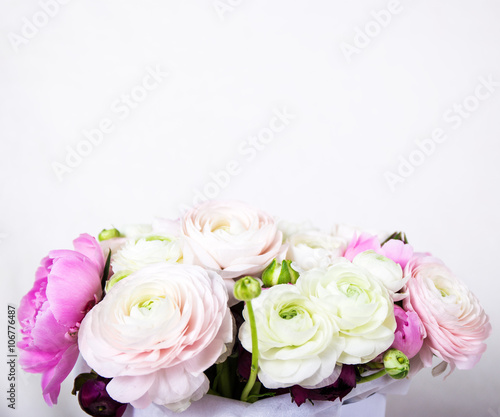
(383, 349, 410, 379)
(144, 235, 172, 242)
(105, 270, 132, 293)
(234, 276, 262, 301)
(262, 259, 299, 287)
(98, 228, 121, 241)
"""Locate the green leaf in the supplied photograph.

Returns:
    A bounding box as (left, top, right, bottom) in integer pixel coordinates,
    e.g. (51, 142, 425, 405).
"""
(72, 372, 98, 395)
(213, 361, 233, 398)
(100, 250, 112, 295)
(382, 231, 408, 245)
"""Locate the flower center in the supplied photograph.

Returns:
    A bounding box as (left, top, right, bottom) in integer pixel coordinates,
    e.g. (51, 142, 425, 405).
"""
(345, 284, 361, 298)
(279, 307, 299, 320)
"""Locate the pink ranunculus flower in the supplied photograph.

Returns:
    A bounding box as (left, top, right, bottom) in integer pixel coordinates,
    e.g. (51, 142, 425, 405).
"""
(391, 305, 425, 359)
(18, 234, 105, 406)
(344, 232, 414, 269)
(404, 254, 491, 371)
(181, 200, 285, 281)
(78, 263, 233, 412)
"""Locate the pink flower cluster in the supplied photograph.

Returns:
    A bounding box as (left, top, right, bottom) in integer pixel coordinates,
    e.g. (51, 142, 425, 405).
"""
(17, 201, 491, 415)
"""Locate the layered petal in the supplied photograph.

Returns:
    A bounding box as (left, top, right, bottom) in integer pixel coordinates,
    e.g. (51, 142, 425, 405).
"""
(404, 254, 491, 371)
(181, 200, 285, 280)
(78, 263, 233, 411)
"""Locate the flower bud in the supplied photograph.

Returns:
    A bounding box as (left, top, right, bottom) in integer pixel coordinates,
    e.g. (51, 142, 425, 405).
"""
(391, 306, 424, 358)
(234, 276, 262, 301)
(383, 348, 410, 379)
(78, 376, 127, 417)
(105, 271, 131, 293)
(144, 235, 172, 242)
(98, 228, 121, 241)
(262, 259, 299, 287)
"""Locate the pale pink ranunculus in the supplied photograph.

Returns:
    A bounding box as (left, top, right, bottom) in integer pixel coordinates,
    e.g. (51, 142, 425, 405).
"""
(18, 234, 105, 406)
(344, 233, 413, 269)
(391, 305, 425, 359)
(181, 201, 285, 280)
(404, 254, 491, 371)
(78, 263, 233, 412)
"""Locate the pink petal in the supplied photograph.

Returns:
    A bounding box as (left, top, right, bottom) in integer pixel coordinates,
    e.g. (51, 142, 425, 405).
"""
(41, 368, 60, 407)
(107, 374, 155, 406)
(30, 308, 72, 355)
(46, 251, 102, 327)
(382, 240, 414, 269)
(73, 234, 105, 271)
(343, 233, 380, 261)
(41, 343, 79, 406)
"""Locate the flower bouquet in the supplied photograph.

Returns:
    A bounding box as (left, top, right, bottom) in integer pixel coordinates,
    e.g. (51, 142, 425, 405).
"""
(18, 201, 491, 417)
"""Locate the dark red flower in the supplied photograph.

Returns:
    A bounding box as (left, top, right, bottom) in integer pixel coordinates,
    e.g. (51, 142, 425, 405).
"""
(282, 365, 357, 406)
(78, 377, 127, 417)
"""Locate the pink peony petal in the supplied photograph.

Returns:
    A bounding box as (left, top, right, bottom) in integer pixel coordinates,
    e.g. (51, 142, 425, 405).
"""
(41, 343, 79, 406)
(72, 234, 105, 271)
(381, 240, 413, 269)
(46, 251, 102, 327)
(18, 234, 105, 406)
(343, 233, 380, 261)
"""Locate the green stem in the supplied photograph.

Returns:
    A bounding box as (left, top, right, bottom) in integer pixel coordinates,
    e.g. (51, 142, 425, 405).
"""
(241, 300, 259, 402)
(365, 362, 384, 370)
(358, 369, 387, 383)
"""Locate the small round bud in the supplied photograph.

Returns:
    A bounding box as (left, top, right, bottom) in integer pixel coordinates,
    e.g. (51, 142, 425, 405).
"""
(234, 276, 262, 301)
(98, 228, 121, 241)
(262, 259, 300, 287)
(383, 348, 410, 379)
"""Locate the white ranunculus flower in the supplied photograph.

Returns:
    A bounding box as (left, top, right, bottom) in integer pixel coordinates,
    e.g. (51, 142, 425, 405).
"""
(285, 230, 347, 271)
(297, 259, 396, 364)
(181, 201, 285, 280)
(78, 264, 233, 412)
(239, 284, 345, 389)
(277, 220, 316, 241)
(111, 236, 182, 273)
(352, 250, 408, 300)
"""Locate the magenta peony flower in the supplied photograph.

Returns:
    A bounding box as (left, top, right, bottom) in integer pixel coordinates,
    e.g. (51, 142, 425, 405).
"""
(344, 233, 413, 269)
(18, 234, 105, 406)
(391, 305, 425, 359)
(404, 254, 491, 371)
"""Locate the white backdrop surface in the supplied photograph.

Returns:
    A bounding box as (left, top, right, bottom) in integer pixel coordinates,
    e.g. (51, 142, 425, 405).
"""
(1, 1, 499, 416)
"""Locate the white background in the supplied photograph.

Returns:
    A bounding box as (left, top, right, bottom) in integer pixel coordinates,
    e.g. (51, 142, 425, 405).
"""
(1, 0, 499, 416)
